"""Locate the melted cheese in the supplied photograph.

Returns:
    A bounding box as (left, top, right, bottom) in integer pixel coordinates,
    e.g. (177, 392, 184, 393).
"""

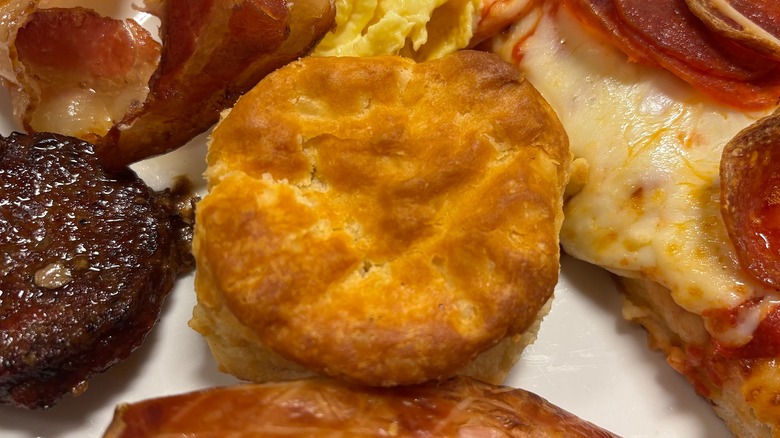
(490, 3, 776, 345)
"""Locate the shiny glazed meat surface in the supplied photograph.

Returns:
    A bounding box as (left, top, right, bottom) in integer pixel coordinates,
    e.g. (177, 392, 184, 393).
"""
(0, 132, 195, 409)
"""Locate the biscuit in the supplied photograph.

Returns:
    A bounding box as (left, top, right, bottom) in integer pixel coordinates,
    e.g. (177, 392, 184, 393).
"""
(191, 50, 571, 386)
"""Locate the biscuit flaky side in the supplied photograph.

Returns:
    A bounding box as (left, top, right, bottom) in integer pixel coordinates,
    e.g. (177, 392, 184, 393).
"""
(190, 50, 571, 386)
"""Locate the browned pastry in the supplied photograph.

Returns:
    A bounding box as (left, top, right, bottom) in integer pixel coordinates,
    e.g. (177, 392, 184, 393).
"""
(102, 376, 619, 438)
(191, 50, 571, 386)
(0, 132, 195, 409)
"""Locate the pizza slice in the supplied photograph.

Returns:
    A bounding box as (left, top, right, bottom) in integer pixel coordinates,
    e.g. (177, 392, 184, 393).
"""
(487, 1, 780, 437)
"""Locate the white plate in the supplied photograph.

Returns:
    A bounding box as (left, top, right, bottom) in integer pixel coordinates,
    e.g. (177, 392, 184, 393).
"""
(0, 6, 733, 438)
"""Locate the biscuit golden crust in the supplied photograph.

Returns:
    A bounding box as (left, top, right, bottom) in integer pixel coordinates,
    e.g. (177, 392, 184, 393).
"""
(193, 50, 571, 386)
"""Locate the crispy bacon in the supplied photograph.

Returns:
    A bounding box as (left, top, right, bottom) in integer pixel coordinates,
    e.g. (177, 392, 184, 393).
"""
(97, 0, 286, 169)
(4, 0, 336, 170)
(104, 0, 335, 169)
(12, 7, 160, 141)
(0, 0, 40, 84)
(562, 0, 780, 110)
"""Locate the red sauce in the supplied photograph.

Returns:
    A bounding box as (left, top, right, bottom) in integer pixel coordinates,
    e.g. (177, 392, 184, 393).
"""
(708, 300, 780, 358)
(721, 111, 780, 289)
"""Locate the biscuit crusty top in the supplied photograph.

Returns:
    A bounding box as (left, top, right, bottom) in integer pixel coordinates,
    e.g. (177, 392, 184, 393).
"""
(193, 50, 571, 386)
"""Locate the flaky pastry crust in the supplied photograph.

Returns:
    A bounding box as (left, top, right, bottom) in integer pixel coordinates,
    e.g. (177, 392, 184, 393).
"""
(191, 50, 571, 386)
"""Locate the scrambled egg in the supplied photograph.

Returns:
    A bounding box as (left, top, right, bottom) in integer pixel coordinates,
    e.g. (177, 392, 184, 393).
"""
(312, 0, 480, 61)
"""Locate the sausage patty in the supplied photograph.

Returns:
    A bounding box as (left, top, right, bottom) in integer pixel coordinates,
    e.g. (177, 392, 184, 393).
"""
(0, 132, 195, 409)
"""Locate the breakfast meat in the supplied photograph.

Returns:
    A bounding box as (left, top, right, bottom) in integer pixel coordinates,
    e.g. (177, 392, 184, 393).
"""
(560, 0, 780, 110)
(96, 0, 336, 169)
(5, 5, 161, 143)
(101, 376, 619, 438)
(0, 132, 195, 409)
(3, 0, 336, 170)
(191, 50, 571, 386)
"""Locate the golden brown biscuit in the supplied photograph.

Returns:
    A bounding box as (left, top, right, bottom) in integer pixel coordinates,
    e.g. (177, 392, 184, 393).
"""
(191, 50, 571, 386)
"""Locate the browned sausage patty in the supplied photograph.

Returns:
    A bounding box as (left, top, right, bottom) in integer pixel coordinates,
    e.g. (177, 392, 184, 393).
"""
(0, 132, 195, 409)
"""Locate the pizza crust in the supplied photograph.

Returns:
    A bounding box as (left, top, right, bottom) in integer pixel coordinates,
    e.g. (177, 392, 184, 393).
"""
(617, 276, 779, 438)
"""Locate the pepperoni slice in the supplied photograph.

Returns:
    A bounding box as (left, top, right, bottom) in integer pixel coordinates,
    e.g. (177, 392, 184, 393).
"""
(731, 0, 780, 35)
(685, 0, 780, 60)
(562, 0, 780, 110)
(721, 109, 780, 289)
(615, 0, 776, 80)
(560, 0, 658, 65)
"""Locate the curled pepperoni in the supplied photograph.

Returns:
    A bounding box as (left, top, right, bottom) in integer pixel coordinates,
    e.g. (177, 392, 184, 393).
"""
(615, 0, 776, 80)
(685, 0, 780, 60)
(730, 0, 780, 35)
(720, 109, 780, 289)
(562, 0, 780, 110)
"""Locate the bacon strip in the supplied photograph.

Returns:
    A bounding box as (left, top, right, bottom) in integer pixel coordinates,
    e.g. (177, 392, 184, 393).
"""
(0, 0, 41, 85)
(12, 7, 160, 141)
(615, 0, 776, 80)
(99, 0, 335, 167)
(96, 0, 289, 168)
(716, 109, 780, 358)
(562, 0, 780, 110)
(99, 0, 336, 169)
